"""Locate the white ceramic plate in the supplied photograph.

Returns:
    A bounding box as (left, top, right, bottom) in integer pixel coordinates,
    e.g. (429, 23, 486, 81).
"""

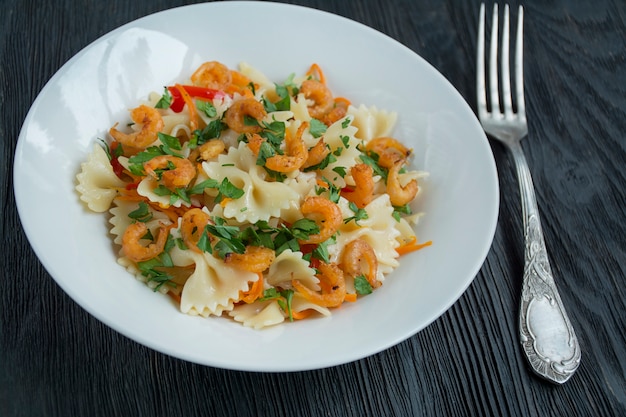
(14, 1, 498, 372)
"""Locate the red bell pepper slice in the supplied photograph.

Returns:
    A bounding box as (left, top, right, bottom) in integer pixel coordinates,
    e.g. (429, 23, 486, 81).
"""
(167, 85, 226, 113)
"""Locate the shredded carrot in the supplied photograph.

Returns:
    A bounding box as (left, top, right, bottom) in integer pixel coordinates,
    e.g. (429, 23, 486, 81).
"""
(315, 178, 328, 188)
(239, 273, 264, 304)
(396, 236, 432, 256)
(114, 194, 145, 203)
(219, 197, 233, 207)
(291, 309, 314, 320)
(306, 63, 326, 85)
(343, 293, 357, 303)
(175, 83, 199, 131)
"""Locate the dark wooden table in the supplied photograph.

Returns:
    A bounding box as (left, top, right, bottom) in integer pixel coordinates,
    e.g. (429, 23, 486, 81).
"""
(2, 0, 625, 415)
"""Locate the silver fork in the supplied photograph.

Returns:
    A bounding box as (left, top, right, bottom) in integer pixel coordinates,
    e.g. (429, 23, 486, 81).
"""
(476, 4, 581, 384)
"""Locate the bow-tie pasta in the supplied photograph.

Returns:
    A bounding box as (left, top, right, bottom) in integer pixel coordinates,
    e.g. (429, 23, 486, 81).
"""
(75, 61, 431, 329)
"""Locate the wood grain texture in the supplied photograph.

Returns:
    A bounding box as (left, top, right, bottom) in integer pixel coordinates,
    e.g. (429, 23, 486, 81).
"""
(1, 0, 625, 416)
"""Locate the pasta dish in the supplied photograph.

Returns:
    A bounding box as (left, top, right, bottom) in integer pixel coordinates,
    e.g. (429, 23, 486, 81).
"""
(75, 61, 430, 329)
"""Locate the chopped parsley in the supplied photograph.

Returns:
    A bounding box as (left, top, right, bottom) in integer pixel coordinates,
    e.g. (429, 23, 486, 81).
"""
(260, 288, 295, 321)
(308, 119, 327, 138)
(127, 201, 153, 223)
(344, 201, 369, 225)
(196, 100, 217, 118)
(137, 234, 177, 291)
(155, 87, 172, 109)
(392, 204, 413, 222)
(127, 133, 184, 176)
(354, 275, 373, 295)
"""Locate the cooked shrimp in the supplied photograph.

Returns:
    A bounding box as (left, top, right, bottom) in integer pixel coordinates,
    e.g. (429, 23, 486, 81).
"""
(387, 159, 418, 206)
(189, 139, 225, 162)
(191, 61, 232, 91)
(245, 133, 264, 155)
(226, 70, 256, 97)
(300, 79, 334, 119)
(224, 246, 276, 273)
(341, 238, 381, 289)
(322, 98, 349, 126)
(180, 208, 211, 253)
(224, 98, 267, 134)
(344, 163, 374, 209)
(122, 221, 170, 263)
(302, 138, 330, 169)
(265, 122, 309, 173)
(299, 196, 342, 244)
(365, 136, 411, 169)
(109, 105, 164, 148)
(292, 261, 346, 308)
(143, 155, 196, 189)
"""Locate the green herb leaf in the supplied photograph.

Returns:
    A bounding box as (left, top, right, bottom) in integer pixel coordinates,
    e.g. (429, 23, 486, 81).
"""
(196, 225, 213, 253)
(128, 201, 153, 222)
(303, 151, 336, 172)
(311, 237, 334, 264)
(256, 141, 276, 166)
(188, 178, 219, 195)
(289, 218, 320, 241)
(354, 275, 373, 295)
(344, 202, 369, 224)
(260, 120, 286, 148)
(317, 177, 341, 203)
(196, 100, 217, 118)
(158, 132, 183, 153)
(359, 153, 387, 180)
(392, 204, 412, 222)
(309, 119, 327, 138)
(192, 119, 226, 147)
(155, 87, 172, 109)
(215, 178, 244, 202)
(332, 166, 347, 178)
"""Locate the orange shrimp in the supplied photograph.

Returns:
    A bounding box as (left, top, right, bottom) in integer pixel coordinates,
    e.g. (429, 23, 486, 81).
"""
(365, 136, 411, 169)
(292, 261, 346, 308)
(109, 105, 164, 148)
(387, 159, 418, 206)
(299, 196, 342, 245)
(343, 163, 374, 209)
(322, 98, 350, 126)
(340, 239, 381, 289)
(300, 79, 334, 119)
(302, 138, 330, 169)
(189, 139, 225, 162)
(265, 122, 309, 173)
(180, 208, 211, 253)
(224, 97, 267, 134)
(226, 70, 256, 97)
(122, 221, 170, 263)
(224, 246, 276, 273)
(191, 61, 232, 90)
(143, 155, 196, 189)
(245, 133, 264, 155)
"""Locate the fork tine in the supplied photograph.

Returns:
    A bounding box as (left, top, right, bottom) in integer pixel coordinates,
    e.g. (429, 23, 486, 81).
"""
(501, 5, 513, 117)
(515, 5, 526, 118)
(488, 4, 500, 116)
(476, 3, 487, 119)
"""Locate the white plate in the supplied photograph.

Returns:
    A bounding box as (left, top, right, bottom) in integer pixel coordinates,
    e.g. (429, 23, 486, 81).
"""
(14, 1, 498, 372)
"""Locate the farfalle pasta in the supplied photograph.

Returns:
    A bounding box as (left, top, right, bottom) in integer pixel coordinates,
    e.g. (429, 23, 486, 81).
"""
(75, 61, 431, 329)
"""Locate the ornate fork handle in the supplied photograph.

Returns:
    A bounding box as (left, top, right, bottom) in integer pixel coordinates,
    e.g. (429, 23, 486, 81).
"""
(509, 141, 581, 384)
